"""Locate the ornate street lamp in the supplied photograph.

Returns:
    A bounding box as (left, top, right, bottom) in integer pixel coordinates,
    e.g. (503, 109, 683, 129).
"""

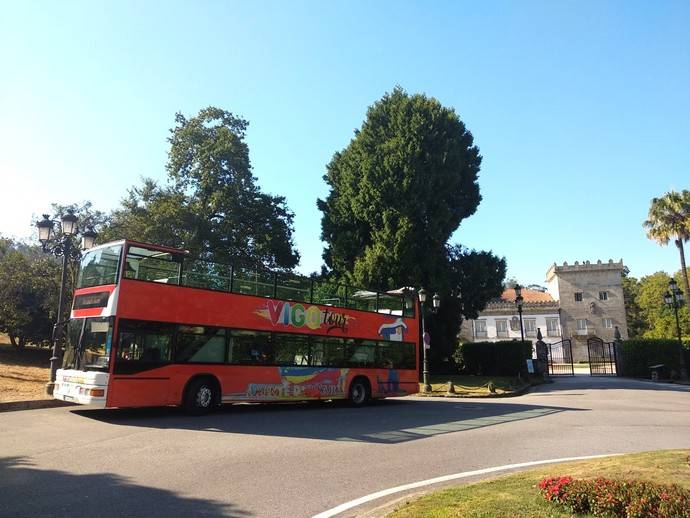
(664, 278, 688, 381)
(418, 288, 430, 392)
(419, 289, 442, 393)
(36, 210, 98, 394)
(514, 284, 525, 342)
(82, 228, 97, 251)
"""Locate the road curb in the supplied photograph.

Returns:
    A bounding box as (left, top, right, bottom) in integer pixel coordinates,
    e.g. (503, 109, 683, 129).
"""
(0, 399, 75, 412)
(416, 381, 538, 399)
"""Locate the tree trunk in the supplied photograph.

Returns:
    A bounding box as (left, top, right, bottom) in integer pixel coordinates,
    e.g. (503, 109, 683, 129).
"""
(676, 239, 690, 303)
(9, 334, 17, 347)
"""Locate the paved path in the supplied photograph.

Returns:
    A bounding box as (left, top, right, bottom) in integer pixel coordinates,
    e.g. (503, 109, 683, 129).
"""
(1, 375, 689, 517)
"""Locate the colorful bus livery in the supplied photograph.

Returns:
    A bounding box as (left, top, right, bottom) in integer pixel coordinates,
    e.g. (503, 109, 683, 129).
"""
(54, 240, 420, 413)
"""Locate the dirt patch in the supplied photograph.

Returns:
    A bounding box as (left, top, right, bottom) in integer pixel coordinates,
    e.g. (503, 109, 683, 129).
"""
(0, 336, 52, 402)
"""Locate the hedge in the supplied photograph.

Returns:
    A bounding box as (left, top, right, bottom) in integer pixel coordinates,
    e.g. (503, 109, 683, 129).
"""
(539, 476, 690, 517)
(454, 340, 533, 376)
(618, 339, 690, 379)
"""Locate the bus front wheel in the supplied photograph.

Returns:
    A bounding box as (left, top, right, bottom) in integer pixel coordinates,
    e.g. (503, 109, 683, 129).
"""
(183, 377, 219, 415)
(348, 377, 371, 407)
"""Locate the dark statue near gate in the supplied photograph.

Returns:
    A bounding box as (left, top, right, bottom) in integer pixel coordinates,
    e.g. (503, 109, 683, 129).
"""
(535, 328, 549, 379)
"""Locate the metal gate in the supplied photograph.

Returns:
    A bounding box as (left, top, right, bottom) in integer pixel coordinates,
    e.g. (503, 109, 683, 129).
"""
(547, 339, 574, 375)
(587, 337, 617, 376)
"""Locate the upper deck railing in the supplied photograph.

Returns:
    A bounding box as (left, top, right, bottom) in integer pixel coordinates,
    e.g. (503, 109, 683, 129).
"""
(118, 243, 415, 318)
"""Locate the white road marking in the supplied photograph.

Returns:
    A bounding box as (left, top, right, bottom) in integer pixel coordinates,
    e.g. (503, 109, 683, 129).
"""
(312, 453, 622, 518)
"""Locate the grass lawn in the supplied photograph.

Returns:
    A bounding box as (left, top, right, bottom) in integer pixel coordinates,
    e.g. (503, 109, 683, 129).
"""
(388, 450, 690, 518)
(419, 375, 532, 396)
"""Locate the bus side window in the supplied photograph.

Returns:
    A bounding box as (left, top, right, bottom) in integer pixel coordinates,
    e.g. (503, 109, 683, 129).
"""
(344, 339, 376, 367)
(116, 321, 173, 363)
(176, 326, 225, 363)
(228, 330, 273, 365)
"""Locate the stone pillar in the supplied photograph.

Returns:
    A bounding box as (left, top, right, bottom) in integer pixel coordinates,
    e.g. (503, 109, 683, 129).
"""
(613, 326, 623, 376)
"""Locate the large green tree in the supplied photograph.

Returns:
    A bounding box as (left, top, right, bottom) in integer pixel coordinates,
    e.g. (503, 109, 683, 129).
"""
(621, 270, 646, 339)
(635, 270, 690, 339)
(105, 107, 300, 269)
(318, 88, 503, 368)
(319, 87, 482, 290)
(0, 240, 61, 347)
(428, 246, 506, 364)
(644, 190, 690, 301)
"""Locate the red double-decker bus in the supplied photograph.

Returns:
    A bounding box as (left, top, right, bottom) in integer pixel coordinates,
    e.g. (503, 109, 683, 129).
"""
(53, 240, 420, 413)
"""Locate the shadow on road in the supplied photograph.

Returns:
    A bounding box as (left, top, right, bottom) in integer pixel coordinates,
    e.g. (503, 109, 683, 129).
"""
(72, 398, 580, 444)
(0, 456, 248, 518)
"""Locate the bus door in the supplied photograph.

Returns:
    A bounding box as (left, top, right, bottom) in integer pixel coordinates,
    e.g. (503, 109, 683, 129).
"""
(108, 320, 175, 408)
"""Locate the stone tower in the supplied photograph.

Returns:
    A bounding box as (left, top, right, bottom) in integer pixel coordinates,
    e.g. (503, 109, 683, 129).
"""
(545, 260, 628, 361)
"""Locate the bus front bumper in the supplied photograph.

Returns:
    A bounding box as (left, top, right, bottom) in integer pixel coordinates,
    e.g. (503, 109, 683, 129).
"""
(53, 369, 108, 407)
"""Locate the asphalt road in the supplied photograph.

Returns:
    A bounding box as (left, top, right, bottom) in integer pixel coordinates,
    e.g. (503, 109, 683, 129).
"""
(1, 376, 689, 518)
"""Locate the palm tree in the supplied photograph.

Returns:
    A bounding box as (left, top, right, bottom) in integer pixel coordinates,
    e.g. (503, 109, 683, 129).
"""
(644, 190, 690, 301)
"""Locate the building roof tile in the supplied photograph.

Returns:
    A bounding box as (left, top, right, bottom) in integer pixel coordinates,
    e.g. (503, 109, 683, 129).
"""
(500, 288, 554, 303)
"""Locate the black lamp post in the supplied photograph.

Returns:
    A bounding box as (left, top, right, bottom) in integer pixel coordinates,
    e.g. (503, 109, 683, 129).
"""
(36, 211, 97, 394)
(514, 284, 525, 342)
(664, 278, 688, 381)
(419, 289, 441, 393)
(419, 288, 430, 392)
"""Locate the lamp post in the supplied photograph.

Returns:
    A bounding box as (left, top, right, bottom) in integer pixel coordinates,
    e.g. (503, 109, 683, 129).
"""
(36, 211, 97, 394)
(664, 278, 688, 381)
(419, 288, 430, 392)
(419, 289, 441, 393)
(514, 284, 525, 342)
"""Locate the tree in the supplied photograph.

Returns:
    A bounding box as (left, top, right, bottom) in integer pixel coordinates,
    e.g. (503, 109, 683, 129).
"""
(105, 107, 300, 269)
(636, 271, 690, 339)
(621, 271, 645, 339)
(100, 179, 192, 250)
(318, 88, 502, 368)
(644, 190, 690, 302)
(428, 246, 506, 366)
(318, 87, 482, 290)
(1, 202, 110, 348)
(0, 243, 61, 347)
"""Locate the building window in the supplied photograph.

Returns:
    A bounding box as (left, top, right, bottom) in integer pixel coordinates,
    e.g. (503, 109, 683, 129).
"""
(546, 318, 560, 337)
(574, 292, 583, 302)
(496, 319, 508, 338)
(603, 318, 613, 329)
(474, 320, 487, 338)
(524, 319, 537, 337)
(576, 318, 588, 332)
(599, 291, 608, 301)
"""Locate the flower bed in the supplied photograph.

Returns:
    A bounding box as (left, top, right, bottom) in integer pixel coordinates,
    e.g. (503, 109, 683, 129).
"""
(539, 476, 690, 517)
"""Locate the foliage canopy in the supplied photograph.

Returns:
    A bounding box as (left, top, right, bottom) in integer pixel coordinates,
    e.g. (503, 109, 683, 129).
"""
(318, 88, 505, 366)
(104, 107, 300, 269)
(318, 87, 482, 290)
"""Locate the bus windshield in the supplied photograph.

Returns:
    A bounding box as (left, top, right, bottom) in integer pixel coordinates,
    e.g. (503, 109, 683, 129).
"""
(63, 317, 113, 371)
(77, 245, 123, 288)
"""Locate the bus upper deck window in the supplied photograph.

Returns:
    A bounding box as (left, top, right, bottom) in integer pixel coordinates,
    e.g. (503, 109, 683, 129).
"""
(125, 246, 183, 285)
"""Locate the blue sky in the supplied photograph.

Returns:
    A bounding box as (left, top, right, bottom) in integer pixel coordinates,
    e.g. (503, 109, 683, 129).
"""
(1, 1, 688, 285)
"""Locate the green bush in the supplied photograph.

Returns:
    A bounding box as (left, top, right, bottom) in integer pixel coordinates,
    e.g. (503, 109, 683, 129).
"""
(453, 340, 532, 376)
(619, 339, 690, 378)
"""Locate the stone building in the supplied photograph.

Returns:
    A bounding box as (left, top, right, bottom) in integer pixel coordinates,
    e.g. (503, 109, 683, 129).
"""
(462, 259, 628, 362)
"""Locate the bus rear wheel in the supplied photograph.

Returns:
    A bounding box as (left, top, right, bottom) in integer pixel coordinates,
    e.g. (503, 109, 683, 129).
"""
(183, 377, 218, 416)
(348, 378, 371, 407)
